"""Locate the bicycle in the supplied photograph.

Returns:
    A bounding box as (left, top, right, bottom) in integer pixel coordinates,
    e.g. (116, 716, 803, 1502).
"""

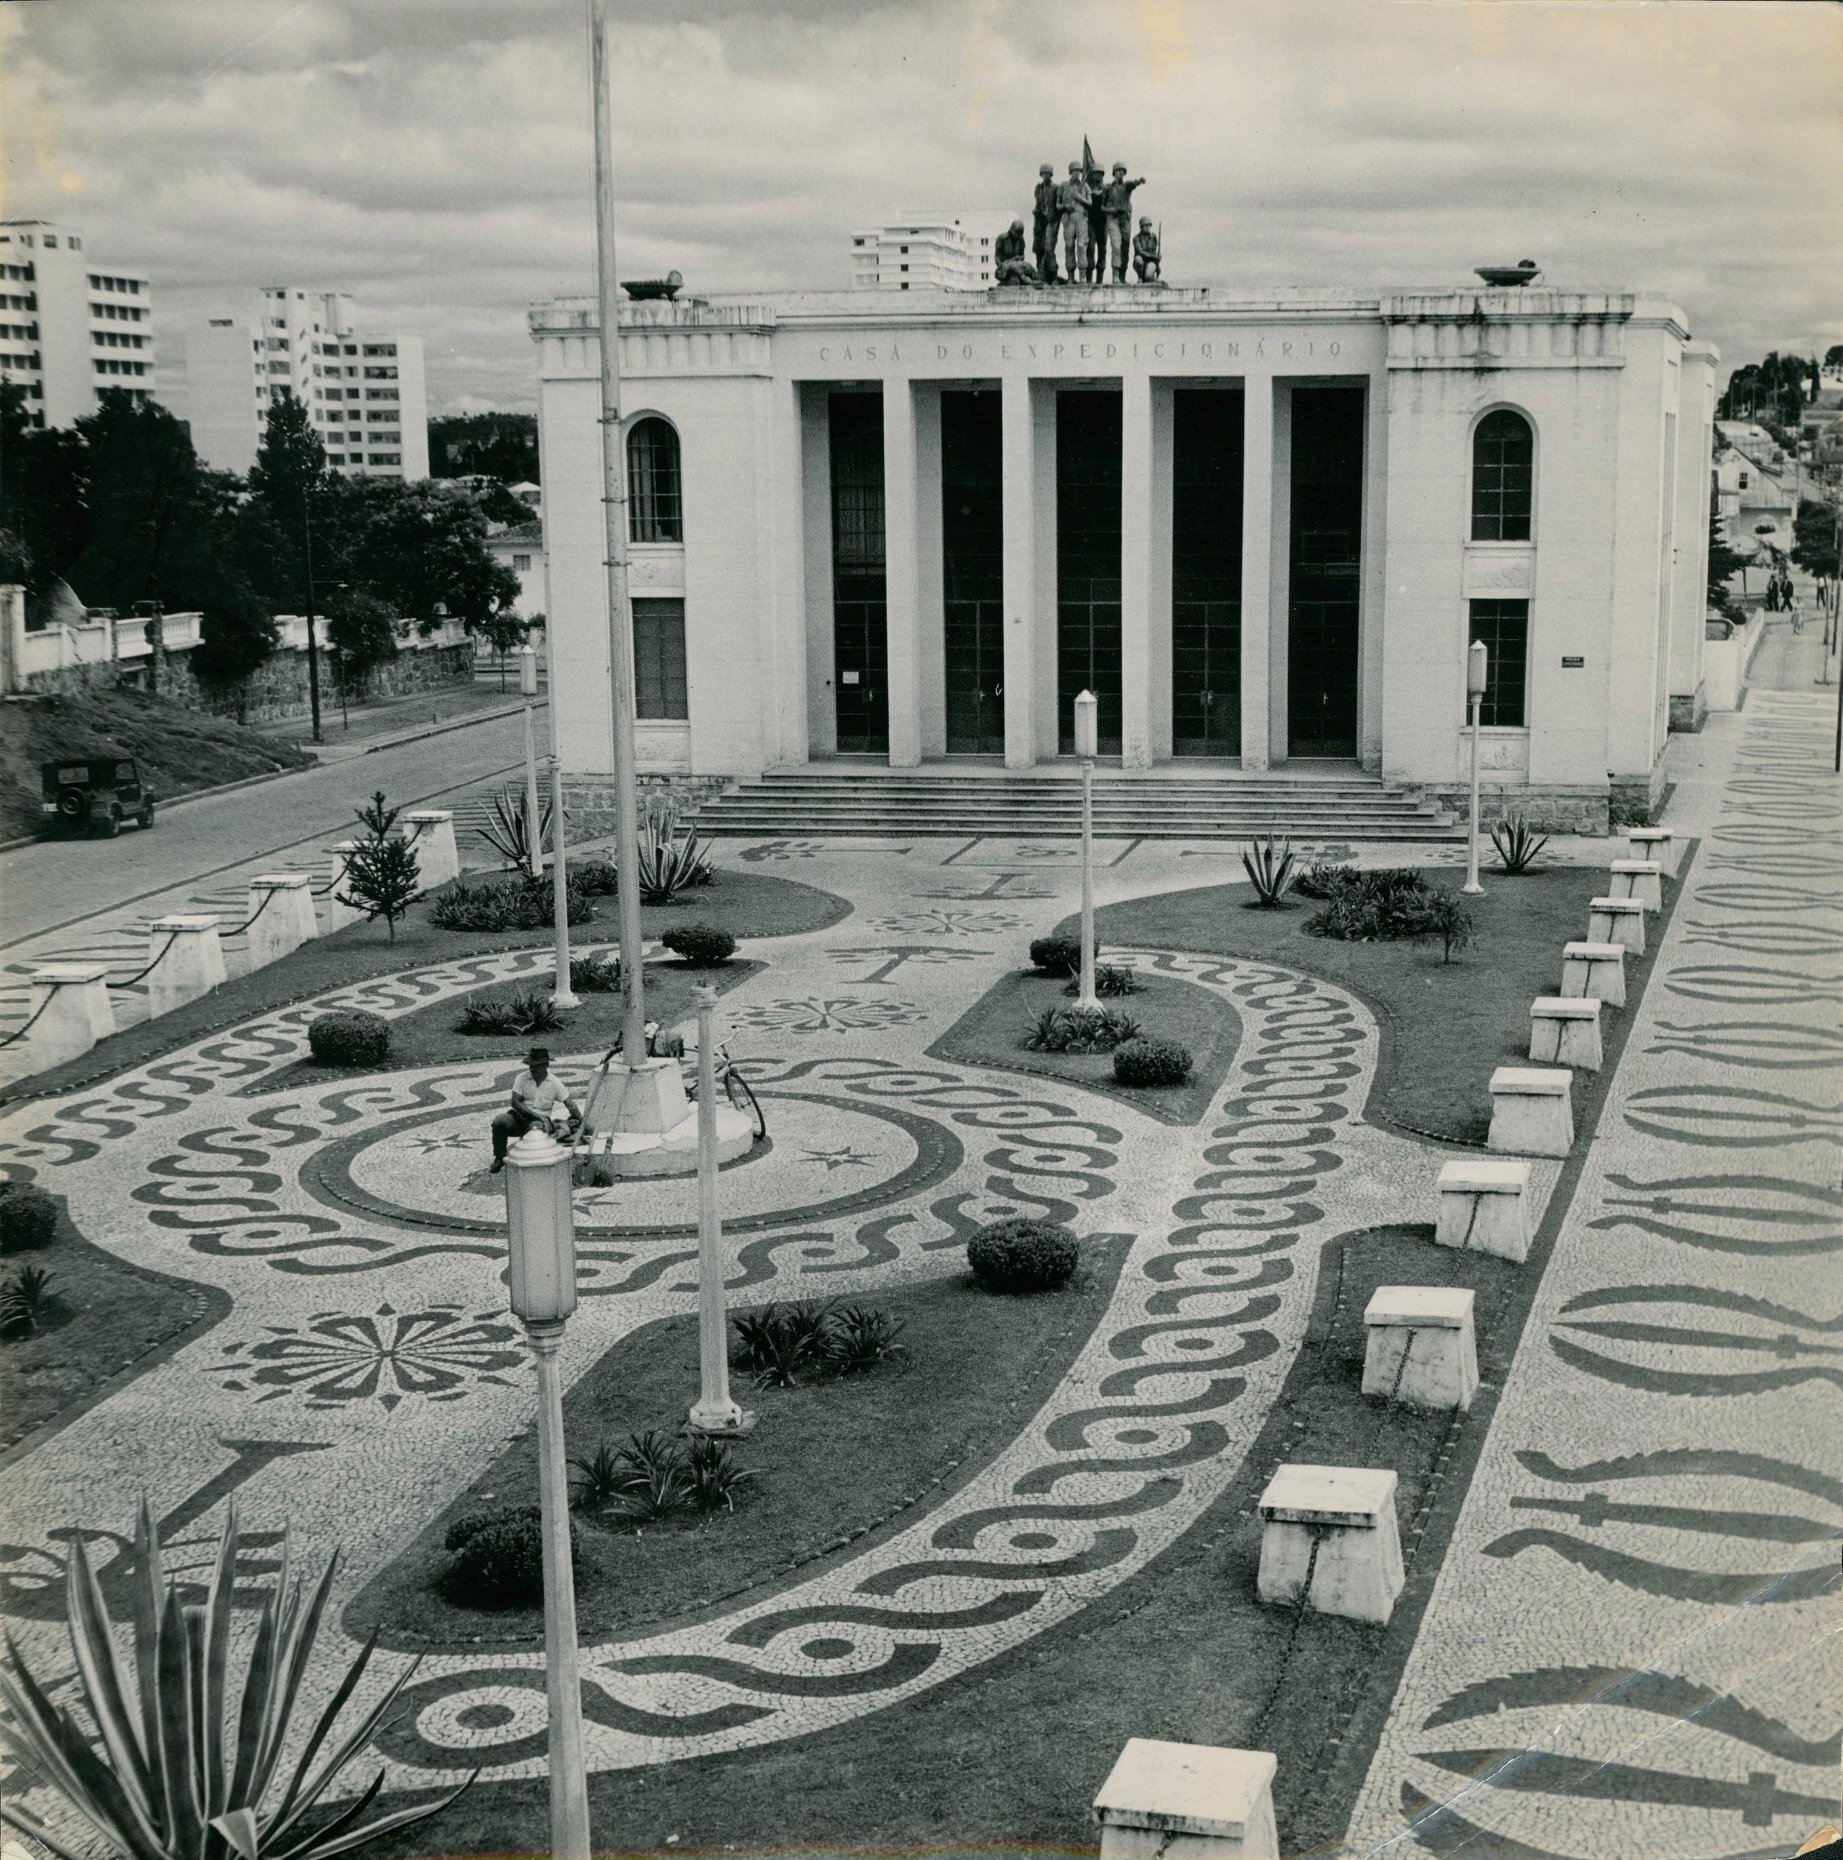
(590, 1021, 767, 1143)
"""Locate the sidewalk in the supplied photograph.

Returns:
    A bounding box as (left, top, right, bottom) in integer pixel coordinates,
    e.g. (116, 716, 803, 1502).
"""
(253, 678, 543, 757)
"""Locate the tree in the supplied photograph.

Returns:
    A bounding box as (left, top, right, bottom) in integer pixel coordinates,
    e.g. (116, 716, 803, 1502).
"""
(429, 411, 538, 482)
(1706, 503, 1748, 619)
(337, 790, 422, 940)
(326, 588, 400, 692)
(1791, 497, 1840, 582)
(248, 391, 330, 733)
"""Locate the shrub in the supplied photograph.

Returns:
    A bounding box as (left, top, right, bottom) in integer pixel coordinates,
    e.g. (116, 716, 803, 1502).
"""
(1063, 963, 1141, 999)
(1112, 1037, 1193, 1088)
(1303, 867, 1440, 942)
(661, 922, 737, 967)
(442, 1504, 578, 1607)
(429, 875, 594, 933)
(1241, 834, 1298, 907)
(0, 1264, 53, 1337)
(1491, 815, 1550, 876)
(1022, 1005, 1140, 1054)
(1294, 860, 1357, 900)
(732, 1299, 838, 1388)
(455, 989, 566, 1036)
(823, 1304, 910, 1375)
(569, 951, 623, 993)
(1410, 890, 1476, 964)
(967, 1217, 1080, 1293)
(1028, 932, 1085, 977)
(684, 1435, 755, 1513)
(574, 857, 620, 896)
(307, 1009, 391, 1067)
(0, 1181, 58, 1253)
(568, 1444, 628, 1511)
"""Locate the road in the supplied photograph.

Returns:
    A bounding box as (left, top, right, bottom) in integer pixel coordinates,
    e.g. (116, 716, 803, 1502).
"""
(0, 709, 531, 1043)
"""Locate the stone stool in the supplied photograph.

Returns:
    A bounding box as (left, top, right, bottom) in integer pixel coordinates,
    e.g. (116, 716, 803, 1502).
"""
(1627, 826, 1678, 877)
(1561, 940, 1626, 1008)
(1587, 897, 1646, 956)
(146, 917, 225, 1019)
(1093, 1740, 1279, 1860)
(1435, 1157, 1533, 1262)
(1529, 996, 1603, 1070)
(1363, 1287, 1478, 1411)
(246, 875, 318, 969)
(402, 809, 459, 889)
(1607, 859, 1663, 911)
(16, 964, 115, 1072)
(1488, 1066, 1574, 1157)
(322, 841, 366, 933)
(1256, 1464, 1404, 1625)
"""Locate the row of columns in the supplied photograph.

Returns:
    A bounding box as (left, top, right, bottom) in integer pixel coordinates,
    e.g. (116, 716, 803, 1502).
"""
(866, 372, 1289, 771)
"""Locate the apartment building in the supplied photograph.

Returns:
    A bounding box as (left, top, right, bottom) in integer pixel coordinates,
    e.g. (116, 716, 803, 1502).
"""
(184, 286, 429, 480)
(848, 213, 1010, 291)
(0, 219, 154, 428)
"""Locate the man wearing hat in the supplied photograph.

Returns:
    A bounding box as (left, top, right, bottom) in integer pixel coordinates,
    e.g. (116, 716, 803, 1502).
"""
(490, 1046, 583, 1172)
(1032, 163, 1060, 283)
(1100, 163, 1146, 282)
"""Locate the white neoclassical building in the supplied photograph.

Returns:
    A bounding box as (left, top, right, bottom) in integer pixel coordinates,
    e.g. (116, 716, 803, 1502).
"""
(531, 282, 1717, 827)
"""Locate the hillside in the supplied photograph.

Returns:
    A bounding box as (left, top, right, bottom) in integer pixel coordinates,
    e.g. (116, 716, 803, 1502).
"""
(1, 685, 313, 840)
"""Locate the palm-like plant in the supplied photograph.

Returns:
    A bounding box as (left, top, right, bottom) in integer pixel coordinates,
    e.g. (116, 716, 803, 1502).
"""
(635, 828, 714, 905)
(1241, 835, 1298, 907)
(0, 1501, 472, 1860)
(1490, 815, 1550, 876)
(478, 785, 557, 872)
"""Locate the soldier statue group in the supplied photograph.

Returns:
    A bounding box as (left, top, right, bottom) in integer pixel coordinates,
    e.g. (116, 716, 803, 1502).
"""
(994, 147, 1161, 290)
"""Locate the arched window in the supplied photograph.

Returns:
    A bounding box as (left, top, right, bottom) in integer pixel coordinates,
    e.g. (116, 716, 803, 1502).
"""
(627, 417, 682, 542)
(1471, 409, 1533, 542)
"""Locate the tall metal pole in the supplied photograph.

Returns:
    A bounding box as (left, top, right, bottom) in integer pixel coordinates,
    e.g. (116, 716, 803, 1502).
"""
(550, 755, 579, 1007)
(302, 490, 323, 746)
(688, 985, 749, 1434)
(1073, 689, 1099, 1012)
(1463, 639, 1487, 897)
(521, 644, 543, 881)
(589, 0, 647, 1064)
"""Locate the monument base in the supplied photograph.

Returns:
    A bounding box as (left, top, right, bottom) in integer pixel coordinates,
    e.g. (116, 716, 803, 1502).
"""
(574, 1103, 754, 1183)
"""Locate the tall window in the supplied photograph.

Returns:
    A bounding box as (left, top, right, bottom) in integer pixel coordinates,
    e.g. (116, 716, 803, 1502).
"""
(1468, 599, 1530, 727)
(1471, 409, 1534, 541)
(628, 417, 683, 542)
(632, 598, 688, 718)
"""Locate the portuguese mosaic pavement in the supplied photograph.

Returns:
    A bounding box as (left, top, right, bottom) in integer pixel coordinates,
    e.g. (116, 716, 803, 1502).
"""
(0, 693, 1836, 1857)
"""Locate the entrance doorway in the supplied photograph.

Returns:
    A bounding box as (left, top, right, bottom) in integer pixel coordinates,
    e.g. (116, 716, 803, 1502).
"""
(1057, 390, 1123, 753)
(1287, 386, 1364, 757)
(1171, 387, 1244, 756)
(941, 391, 1005, 754)
(829, 391, 889, 755)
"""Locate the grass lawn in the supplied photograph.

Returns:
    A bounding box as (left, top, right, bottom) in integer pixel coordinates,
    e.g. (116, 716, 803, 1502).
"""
(929, 967, 1241, 1125)
(2, 867, 849, 1108)
(1082, 864, 1661, 1144)
(0, 1196, 230, 1463)
(346, 1236, 1132, 1650)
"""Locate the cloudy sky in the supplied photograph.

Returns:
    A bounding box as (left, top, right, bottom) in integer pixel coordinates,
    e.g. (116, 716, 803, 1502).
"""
(4, 0, 1839, 418)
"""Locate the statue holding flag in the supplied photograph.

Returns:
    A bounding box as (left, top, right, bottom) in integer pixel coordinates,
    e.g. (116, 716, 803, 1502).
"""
(1056, 159, 1093, 283)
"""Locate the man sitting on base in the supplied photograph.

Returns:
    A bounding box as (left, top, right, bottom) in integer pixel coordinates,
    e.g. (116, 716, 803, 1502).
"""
(490, 1045, 583, 1172)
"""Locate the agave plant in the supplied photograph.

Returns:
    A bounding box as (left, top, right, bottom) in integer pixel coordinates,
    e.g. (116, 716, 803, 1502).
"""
(636, 828, 714, 905)
(0, 1501, 472, 1860)
(0, 1264, 53, 1338)
(1490, 815, 1550, 876)
(1241, 834, 1298, 907)
(477, 785, 558, 872)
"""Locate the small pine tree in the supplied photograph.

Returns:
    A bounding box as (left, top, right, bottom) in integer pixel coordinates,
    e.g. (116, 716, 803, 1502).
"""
(337, 789, 422, 941)
(1414, 891, 1476, 965)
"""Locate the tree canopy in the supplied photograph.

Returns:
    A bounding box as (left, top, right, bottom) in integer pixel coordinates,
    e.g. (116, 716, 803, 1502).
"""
(429, 412, 538, 483)
(1718, 352, 1817, 428)
(1791, 497, 1840, 582)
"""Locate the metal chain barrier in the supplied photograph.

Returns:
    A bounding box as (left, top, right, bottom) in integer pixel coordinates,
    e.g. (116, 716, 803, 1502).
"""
(0, 991, 57, 1052)
(103, 927, 185, 991)
(216, 884, 278, 941)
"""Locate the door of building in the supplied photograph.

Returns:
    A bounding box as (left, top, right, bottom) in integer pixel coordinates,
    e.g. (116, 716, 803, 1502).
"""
(1057, 390, 1123, 753)
(1171, 388, 1244, 756)
(829, 391, 890, 755)
(1286, 386, 1365, 758)
(941, 390, 1005, 754)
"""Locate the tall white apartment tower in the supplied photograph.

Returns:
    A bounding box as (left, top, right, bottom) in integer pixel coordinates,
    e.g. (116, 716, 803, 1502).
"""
(184, 285, 429, 480)
(0, 220, 154, 427)
(848, 213, 1012, 291)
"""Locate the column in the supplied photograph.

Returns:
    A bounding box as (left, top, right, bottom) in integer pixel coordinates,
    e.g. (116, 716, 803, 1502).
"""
(1119, 373, 1155, 768)
(800, 386, 836, 760)
(1240, 375, 1275, 769)
(1001, 375, 1039, 767)
(882, 378, 922, 767)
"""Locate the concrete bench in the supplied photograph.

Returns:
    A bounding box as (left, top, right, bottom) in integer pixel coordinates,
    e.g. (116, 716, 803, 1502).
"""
(1093, 1739, 1279, 1860)
(1435, 1157, 1533, 1262)
(1587, 897, 1646, 956)
(146, 916, 225, 1018)
(17, 963, 115, 1072)
(246, 875, 318, 968)
(1626, 825, 1679, 877)
(1488, 1065, 1574, 1157)
(1529, 995, 1603, 1070)
(1363, 1286, 1478, 1411)
(1561, 940, 1626, 1008)
(1607, 858, 1663, 911)
(1257, 1464, 1404, 1625)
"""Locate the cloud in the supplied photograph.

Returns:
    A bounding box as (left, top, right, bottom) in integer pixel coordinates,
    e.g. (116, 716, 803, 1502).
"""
(3, 0, 1839, 416)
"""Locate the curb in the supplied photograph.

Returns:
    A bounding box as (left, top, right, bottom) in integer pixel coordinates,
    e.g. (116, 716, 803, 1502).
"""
(0, 761, 311, 854)
(360, 701, 529, 754)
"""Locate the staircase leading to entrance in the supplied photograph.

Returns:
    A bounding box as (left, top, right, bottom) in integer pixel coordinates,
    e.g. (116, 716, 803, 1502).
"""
(697, 766, 1464, 842)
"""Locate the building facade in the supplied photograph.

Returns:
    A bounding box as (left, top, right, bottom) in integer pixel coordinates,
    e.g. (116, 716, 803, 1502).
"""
(532, 284, 1717, 825)
(0, 220, 153, 428)
(849, 214, 1011, 292)
(184, 286, 429, 480)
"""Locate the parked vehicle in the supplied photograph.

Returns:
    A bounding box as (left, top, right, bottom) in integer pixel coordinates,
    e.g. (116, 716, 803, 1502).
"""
(39, 756, 157, 838)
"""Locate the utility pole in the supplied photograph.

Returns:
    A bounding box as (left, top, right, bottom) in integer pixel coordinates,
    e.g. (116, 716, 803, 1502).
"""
(302, 487, 323, 745)
(589, 0, 647, 1064)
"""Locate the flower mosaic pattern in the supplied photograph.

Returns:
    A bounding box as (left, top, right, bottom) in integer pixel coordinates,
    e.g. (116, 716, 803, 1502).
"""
(726, 995, 928, 1034)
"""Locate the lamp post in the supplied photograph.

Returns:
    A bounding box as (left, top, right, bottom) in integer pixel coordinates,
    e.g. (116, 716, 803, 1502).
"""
(520, 643, 544, 881)
(549, 754, 579, 1009)
(1463, 640, 1487, 897)
(687, 984, 753, 1436)
(1073, 690, 1100, 1012)
(502, 1128, 591, 1860)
